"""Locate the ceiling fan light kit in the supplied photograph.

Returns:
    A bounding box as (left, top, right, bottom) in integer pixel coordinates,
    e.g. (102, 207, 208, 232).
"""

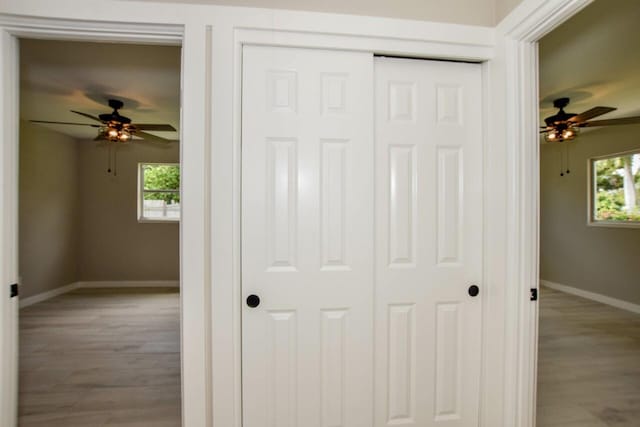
(544, 123, 578, 142)
(101, 125, 131, 142)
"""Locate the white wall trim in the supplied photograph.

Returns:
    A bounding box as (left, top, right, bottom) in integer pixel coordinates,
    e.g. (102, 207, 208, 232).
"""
(19, 280, 180, 309)
(78, 280, 180, 288)
(19, 282, 79, 308)
(0, 25, 21, 427)
(541, 280, 640, 314)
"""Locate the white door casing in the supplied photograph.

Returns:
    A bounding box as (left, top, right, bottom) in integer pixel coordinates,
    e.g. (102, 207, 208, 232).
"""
(241, 45, 374, 427)
(374, 57, 483, 426)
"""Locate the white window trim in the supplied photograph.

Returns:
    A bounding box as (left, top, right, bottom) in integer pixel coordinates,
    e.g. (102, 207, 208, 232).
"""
(137, 162, 180, 223)
(587, 149, 640, 228)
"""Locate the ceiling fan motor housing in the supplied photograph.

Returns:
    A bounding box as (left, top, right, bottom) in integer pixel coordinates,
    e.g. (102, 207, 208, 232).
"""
(545, 97, 577, 126)
(99, 99, 132, 124)
(108, 99, 124, 110)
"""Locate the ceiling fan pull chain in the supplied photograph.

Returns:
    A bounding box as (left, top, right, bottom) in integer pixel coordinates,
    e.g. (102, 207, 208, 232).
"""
(114, 145, 118, 177)
(559, 144, 564, 177)
(107, 143, 112, 174)
(565, 142, 571, 174)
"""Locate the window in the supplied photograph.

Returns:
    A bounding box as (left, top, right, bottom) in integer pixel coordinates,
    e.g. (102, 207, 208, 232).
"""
(590, 150, 640, 226)
(138, 163, 180, 222)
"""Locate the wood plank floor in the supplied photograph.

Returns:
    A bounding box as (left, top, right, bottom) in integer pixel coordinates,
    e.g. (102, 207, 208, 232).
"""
(19, 288, 181, 427)
(19, 285, 639, 426)
(537, 287, 640, 427)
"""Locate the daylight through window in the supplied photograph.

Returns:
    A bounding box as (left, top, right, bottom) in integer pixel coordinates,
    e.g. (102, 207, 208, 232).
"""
(591, 151, 640, 224)
(139, 163, 180, 222)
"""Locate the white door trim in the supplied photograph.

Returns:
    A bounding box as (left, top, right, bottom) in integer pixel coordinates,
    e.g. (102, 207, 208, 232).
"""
(0, 16, 213, 427)
(230, 28, 495, 427)
(496, 1, 594, 427)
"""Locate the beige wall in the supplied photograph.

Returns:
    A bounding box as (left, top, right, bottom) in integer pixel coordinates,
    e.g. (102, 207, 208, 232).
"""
(540, 125, 640, 304)
(495, 0, 523, 23)
(77, 140, 179, 281)
(19, 121, 79, 299)
(125, 0, 520, 26)
(19, 122, 180, 298)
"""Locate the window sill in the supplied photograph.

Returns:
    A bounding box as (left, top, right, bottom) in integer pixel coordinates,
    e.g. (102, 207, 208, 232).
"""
(138, 218, 180, 224)
(587, 220, 640, 229)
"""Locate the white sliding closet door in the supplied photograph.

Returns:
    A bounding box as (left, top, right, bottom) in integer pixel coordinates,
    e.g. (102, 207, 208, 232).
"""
(241, 45, 374, 427)
(374, 57, 483, 427)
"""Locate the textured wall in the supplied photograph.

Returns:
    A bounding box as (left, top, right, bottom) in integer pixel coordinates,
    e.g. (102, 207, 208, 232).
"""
(76, 140, 180, 281)
(19, 122, 79, 298)
(540, 125, 640, 304)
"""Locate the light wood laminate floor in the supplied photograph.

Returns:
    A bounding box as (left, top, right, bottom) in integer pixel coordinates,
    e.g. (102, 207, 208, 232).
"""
(537, 287, 640, 427)
(19, 288, 181, 427)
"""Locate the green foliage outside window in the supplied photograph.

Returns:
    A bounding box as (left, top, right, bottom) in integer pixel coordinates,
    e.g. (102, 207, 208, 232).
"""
(593, 153, 640, 222)
(143, 164, 180, 204)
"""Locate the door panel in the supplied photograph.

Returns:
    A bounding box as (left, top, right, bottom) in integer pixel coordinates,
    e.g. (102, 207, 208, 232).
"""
(242, 50, 483, 427)
(241, 45, 374, 427)
(374, 57, 483, 427)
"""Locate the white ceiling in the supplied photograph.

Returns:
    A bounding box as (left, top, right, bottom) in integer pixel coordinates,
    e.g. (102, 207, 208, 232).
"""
(539, 0, 640, 125)
(20, 39, 181, 141)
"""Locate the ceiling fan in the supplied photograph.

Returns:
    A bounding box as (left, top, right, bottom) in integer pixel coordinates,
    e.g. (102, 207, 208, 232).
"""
(540, 97, 640, 142)
(30, 98, 176, 144)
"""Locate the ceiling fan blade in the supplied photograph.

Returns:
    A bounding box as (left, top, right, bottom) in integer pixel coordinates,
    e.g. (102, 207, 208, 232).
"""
(135, 130, 172, 144)
(133, 124, 177, 132)
(568, 106, 616, 123)
(71, 110, 104, 123)
(31, 120, 101, 127)
(578, 116, 640, 127)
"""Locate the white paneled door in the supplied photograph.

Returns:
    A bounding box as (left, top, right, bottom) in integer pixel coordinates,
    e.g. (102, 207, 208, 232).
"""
(374, 57, 483, 426)
(241, 46, 374, 427)
(242, 48, 483, 427)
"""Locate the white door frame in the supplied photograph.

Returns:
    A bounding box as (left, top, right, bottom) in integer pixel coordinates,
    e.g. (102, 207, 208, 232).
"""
(496, 0, 594, 426)
(229, 27, 495, 427)
(0, 16, 212, 427)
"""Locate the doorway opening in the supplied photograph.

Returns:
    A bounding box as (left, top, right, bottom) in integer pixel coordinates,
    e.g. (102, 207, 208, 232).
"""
(18, 38, 182, 425)
(536, 1, 640, 425)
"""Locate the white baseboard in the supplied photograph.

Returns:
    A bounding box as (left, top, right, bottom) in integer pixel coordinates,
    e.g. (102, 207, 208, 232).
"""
(19, 282, 80, 308)
(77, 280, 180, 288)
(540, 280, 640, 314)
(19, 280, 180, 308)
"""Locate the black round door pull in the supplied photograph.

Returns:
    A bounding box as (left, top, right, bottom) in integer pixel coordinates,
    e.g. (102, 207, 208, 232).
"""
(246, 294, 261, 308)
(468, 285, 480, 297)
